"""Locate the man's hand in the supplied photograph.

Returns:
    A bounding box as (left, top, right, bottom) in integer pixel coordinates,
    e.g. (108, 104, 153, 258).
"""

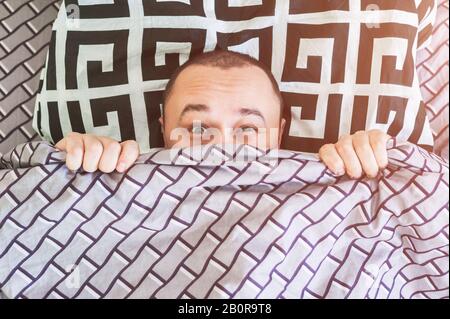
(55, 132, 140, 173)
(319, 130, 390, 179)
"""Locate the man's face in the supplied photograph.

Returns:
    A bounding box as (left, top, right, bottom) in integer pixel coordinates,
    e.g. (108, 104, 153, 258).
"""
(160, 65, 286, 150)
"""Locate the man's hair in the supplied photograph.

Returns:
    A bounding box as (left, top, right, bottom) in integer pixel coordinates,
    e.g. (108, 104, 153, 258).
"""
(162, 50, 284, 118)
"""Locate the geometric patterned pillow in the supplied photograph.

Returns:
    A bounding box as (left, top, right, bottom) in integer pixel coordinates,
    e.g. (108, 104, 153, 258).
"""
(33, 0, 437, 154)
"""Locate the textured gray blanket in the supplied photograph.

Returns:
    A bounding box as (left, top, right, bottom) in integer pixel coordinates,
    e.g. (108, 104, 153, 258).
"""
(0, 140, 448, 299)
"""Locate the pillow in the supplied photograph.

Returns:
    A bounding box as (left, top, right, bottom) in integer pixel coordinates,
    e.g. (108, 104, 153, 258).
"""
(33, 0, 437, 154)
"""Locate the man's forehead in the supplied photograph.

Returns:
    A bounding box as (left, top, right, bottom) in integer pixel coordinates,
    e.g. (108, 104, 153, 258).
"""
(163, 62, 283, 124)
(174, 64, 271, 87)
(170, 65, 278, 108)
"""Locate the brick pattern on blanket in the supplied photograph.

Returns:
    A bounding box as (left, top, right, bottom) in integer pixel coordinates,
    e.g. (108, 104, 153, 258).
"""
(31, 0, 437, 155)
(0, 0, 60, 155)
(417, 0, 449, 161)
(0, 140, 448, 299)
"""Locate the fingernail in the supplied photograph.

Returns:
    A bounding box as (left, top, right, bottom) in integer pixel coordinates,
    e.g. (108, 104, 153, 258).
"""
(117, 163, 126, 172)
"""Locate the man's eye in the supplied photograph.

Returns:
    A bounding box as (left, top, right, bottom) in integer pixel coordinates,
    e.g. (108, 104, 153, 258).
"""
(191, 125, 207, 135)
(238, 126, 258, 134)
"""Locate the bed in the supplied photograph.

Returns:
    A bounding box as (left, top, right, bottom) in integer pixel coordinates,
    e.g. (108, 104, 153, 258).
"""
(0, 0, 448, 299)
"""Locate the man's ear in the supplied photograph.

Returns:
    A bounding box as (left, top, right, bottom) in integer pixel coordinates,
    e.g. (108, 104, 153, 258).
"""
(159, 116, 166, 145)
(278, 118, 286, 147)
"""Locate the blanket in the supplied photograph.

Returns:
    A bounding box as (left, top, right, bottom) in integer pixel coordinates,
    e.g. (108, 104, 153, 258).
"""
(0, 140, 448, 299)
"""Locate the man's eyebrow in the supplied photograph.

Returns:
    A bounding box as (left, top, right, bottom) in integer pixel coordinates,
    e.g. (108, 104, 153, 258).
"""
(180, 104, 210, 119)
(240, 108, 266, 123)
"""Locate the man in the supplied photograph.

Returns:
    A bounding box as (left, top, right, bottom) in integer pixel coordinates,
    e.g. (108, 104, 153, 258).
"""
(56, 50, 389, 179)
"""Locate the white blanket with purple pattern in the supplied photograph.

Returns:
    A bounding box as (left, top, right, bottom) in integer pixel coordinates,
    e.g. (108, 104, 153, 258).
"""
(0, 140, 448, 299)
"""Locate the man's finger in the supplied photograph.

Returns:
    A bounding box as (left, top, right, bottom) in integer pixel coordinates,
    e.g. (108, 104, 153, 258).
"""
(335, 135, 363, 179)
(82, 135, 103, 173)
(353, 131, 381, 178)
(319, 144, 345, 175)
(368, 130, 389, 169)
(62, 133, 84, 171)
(97, 137, 122, 173)
(55, 138, 66, 151)
(116, 140, 140, 173)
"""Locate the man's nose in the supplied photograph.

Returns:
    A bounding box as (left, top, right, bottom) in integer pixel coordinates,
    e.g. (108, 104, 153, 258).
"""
(208, 129, 235, 145)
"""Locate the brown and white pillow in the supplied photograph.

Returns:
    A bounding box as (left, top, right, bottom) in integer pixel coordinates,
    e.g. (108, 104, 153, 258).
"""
(33, 0, 437, 154)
